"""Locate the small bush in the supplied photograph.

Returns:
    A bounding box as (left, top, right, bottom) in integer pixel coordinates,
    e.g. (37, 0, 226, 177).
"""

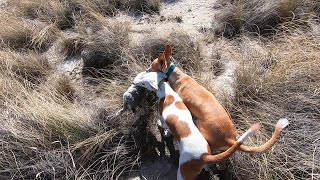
(0, 12, 32, 49)
(12, 0, 74, 30)
(31, 23, 61, 51)
(0, 50, 51, 84)
(213, 0, 319, 37)
(81, 21, 130, 78)
(130, 32, 203, 74)
(227, 32, 320, 179)
(60, 36, 86, 58)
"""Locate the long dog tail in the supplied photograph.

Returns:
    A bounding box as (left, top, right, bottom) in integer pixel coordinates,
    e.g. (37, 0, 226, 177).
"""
(202, 122, 261, 164)
(237, 118, 289, 153)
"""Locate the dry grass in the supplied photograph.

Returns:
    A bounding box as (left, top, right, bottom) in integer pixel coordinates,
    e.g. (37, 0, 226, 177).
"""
(129, 32, 203, 74)
(0, 0, 319, 179)
(60, 36, 86, 58)
(74, 0, 160, 16)
(0, 12, 32, 49)
(213, 0, 320, 37)
(0, 60, 143, 179)
(0, 50, 51, 84)
(31, 23, 61, 51)
(81, 21, 130, 78)
(11, 0, 74, 30)
(223, 29, 320, 179)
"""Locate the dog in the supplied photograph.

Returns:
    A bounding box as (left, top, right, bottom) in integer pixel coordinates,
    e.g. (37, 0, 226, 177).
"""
(133, 71, 261, 180)
(116, 72, 146, 116)
(147, 44, 289, 156)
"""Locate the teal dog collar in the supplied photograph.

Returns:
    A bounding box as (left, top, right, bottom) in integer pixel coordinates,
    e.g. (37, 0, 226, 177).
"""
(166, 64, 176, 78)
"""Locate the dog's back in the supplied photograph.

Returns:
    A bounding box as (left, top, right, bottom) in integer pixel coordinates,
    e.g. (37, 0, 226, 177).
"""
(160, 82, 209, 158)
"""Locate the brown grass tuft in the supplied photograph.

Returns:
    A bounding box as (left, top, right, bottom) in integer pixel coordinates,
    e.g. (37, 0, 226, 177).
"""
(31, 23, 61, 51)
(81, 21, 130, 78)
(227, 31, 320, 179)
(130, 32, 203, 74)
(60, 36, 86, 58)
(121, 0, 161, 13)
(11, 0, 74, 30)
(0, 12, 32, 49)
(71, 0, 160, 18)
(0, 50, 51, 84)
(213, 0, 319, 37)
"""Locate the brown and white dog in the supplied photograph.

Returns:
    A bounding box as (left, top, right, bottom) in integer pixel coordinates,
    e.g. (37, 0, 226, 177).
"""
(133, 70, 261, 180)
(147, 45, 289, 155)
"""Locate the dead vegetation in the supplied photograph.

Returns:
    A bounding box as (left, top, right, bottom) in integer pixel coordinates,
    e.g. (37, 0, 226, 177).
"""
(0, 0, 319, 179)
(0, 12, 33, 49)
(218, 28, 320, 179)
(31, 23, 61, 51)
(0, 1, 161, 179)
(11, 0, 75, 30)
(130, 32, 203, 74)
(213, 0, 320, 37)
(0, 50, 51, 84)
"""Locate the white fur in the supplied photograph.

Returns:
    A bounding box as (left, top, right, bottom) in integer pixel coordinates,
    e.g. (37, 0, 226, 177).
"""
(276, 118, 289, 129)
(238, 128, 255, 142)
(159, 82, 209, 180)
(133, 71, 167, 91)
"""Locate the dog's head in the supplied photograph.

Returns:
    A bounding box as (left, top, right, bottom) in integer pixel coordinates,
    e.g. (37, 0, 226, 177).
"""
(147, 44, 172, 73)
(133, 71, 167, 91)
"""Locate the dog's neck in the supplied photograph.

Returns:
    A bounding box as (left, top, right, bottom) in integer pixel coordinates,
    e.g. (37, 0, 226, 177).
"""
(156, 81, 174, 99)
(167, 66, 185, 91)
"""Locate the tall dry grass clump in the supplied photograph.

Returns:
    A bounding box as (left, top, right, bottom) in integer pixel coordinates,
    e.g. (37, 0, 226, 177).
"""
(74, 0, 160, 16)
(11, 0, 74, 30)
(31, 23, 61, 51)
(0, 12, 32, 49)
(226, 29, 320, 179)
(0, 50, 51, 84)
(0, 73, 93, 179)
(61, 12, 133, 80)
(213, 0, 320, 37)
(0, 57, 141, 179)
(80, 21, 131, 78)
(129, 32, 203, 74)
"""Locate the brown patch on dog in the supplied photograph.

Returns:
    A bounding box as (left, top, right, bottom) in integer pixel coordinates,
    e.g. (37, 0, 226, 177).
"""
(163, 95, 175, 110)
(175, 101, 188, 110)
(166, 114, 191, 141)
(180, 159, 204, 180)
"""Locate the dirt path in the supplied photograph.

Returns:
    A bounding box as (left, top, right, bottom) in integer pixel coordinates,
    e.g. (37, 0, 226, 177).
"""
(115, 0, 217, 44)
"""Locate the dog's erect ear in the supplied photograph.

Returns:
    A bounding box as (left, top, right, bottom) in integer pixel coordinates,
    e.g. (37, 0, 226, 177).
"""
(158, 53, 166, 66)
(164, 44, 172, 59)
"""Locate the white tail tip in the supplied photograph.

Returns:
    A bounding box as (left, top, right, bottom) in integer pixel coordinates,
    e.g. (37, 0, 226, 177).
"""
(276, 118, 289, 129)
(250, 122, 261, 133)
(237, 122, 261, 143)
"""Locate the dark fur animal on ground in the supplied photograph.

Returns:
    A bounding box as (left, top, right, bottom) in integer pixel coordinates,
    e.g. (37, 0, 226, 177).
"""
(116, 83, 146, 116)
